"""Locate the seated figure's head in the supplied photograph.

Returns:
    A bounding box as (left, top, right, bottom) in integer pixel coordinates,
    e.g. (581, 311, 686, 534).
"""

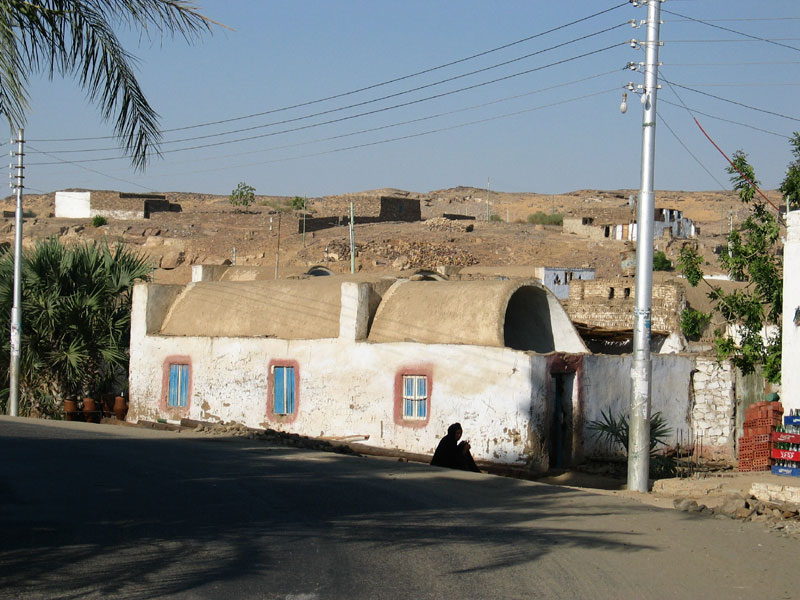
(447, 422, 463, 441)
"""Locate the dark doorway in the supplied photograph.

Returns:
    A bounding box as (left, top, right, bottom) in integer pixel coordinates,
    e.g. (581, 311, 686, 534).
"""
(550, 373, 574, 469)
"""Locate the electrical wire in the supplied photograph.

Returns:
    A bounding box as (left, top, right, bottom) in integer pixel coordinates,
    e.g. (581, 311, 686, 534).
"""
(27, 144, 157, 191)
(29, 1, 630, 142)
(31, 23, 629, 155)
(139, 88, 618, 179)
(661, 8, 800, 53)
(660, 78, 800, 123)
(28, 43, 624, 166)
(657, 113, 728, 189)
(101, 71, 620, 172)
(659, 99, 790, 139)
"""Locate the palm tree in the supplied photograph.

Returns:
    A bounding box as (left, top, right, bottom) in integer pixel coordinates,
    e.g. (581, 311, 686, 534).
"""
(0, 238, 152, 417)
(0, 1, 215, 169)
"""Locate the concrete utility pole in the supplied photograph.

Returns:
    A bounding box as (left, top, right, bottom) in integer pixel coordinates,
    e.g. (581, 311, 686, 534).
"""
(274, 213, 281, 279)
(629, 0, 662, 493)
(349, 201, 355, 274)
(8, 128, 24, 417)
(486, 177, 491, 221)
(302, 196, 307, 248)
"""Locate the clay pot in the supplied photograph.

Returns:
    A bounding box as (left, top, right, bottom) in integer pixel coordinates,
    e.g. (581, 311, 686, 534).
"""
(82, 397, 100, 424)
(113, 396, 128, 421)
(64, 399, 80, 421)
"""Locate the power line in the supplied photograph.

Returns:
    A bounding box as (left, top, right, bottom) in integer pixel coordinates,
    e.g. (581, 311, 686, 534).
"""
(660, 78, 800, 123)
(27, 144, 157, 191)
(31, 23, 628, 155)
(661, 8, 800, 53)
(102, 71, 620, 172)
(659, 99, 790, 139)
(657, 113, 728, 189)
(141, 88, 618, 178)
(28, 43, 623, 165)
(29, 1, 630, 143)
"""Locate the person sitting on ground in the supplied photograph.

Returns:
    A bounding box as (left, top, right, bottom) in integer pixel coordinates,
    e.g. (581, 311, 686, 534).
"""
(430, 422, 480, 472)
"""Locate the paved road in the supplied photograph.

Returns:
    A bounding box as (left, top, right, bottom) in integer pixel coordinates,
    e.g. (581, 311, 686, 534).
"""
(1, 417, 799, 599)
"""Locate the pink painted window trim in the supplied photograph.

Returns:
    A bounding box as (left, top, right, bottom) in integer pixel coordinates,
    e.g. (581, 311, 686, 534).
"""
(159, 355, 192, 417)
(393, 365, 433, 428)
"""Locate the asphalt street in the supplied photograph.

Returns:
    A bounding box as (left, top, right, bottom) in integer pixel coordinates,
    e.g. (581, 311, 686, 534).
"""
(1, 417, 799, 599)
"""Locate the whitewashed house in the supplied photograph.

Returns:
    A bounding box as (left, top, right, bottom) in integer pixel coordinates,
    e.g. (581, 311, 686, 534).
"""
(128, 272, 750, 469)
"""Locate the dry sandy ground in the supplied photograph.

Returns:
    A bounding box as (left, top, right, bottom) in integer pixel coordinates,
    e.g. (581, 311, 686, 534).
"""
(1, 185, 783, 288)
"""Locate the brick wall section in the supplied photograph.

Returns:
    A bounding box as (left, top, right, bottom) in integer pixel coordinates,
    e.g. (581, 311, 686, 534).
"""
(565, 278, 685, 333)
(691, 357, 735, 459)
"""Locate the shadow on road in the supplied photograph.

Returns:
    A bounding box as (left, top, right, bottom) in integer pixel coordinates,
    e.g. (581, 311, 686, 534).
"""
(0, 421, 658, 599)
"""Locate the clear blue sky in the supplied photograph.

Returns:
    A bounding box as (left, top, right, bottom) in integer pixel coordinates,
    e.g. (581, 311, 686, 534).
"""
(14, 0, 800, 198)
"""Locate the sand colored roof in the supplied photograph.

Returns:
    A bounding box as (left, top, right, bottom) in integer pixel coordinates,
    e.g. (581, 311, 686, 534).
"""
(159, 279, 345, 338)
(368, 279, 587, 353)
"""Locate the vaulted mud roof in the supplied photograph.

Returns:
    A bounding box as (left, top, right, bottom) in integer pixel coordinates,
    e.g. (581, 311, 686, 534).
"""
(367, 280, 587, 353)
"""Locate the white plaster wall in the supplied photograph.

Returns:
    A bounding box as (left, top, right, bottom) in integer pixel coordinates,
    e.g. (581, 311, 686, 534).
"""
(782, 211, 800, 413)
(54, 191, 91, 218)
(129, 330, 541, 466)
(580, 354, 695, 457)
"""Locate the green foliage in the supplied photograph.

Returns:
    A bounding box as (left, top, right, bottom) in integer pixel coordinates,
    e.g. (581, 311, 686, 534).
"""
(92, 215, 107, 227)
(677, 246, 704, 287)
(527, 212, 563, 226)
(0, 238, 152, 417)
(229, 182, 255, 208)
(677, 144, 787, 382)
(291, 196, 305, 211)
(587, 409, 675, 477)
(652, 250, 672, 271)
(680, 308, 711, 340)
(780, 132, 800, 210)
(489, 214, 503, 222)
(0, 1, 214, 170)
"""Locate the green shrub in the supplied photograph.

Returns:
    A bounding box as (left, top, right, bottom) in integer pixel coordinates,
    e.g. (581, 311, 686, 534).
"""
(653, 250, 673, 271)
(229, 182, 255, 207)
(92, 215, 107, 227)
(489, 214, 503, 222)
(527, 212, 563, 226)
(680, 308, 711, 340)
(291, 196, 305, 210)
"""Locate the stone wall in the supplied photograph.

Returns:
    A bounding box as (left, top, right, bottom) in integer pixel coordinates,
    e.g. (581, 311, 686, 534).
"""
(565, 278, 685, 334)
(690, 357, 735, 460)
(312, 195, 421, 221)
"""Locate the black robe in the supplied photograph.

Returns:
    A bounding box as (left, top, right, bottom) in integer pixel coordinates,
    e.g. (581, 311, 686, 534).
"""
(431, 434, 480, 472)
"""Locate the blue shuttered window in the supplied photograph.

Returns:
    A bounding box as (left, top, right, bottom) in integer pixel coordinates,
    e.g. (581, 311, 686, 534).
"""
(168, 364, 189, 407)
(402, 375, 427, 419)
(273, 365, 295, 415)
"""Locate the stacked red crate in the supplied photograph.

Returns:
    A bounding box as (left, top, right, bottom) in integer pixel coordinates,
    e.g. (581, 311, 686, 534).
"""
(738, 402, 783, 472)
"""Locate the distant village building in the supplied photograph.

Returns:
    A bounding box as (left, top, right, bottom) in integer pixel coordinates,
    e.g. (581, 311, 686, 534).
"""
(534, 266, 595, 300)
(301, 194, 422, 233)
(54, 190, 175, 219)
(563, 207, 696, 242)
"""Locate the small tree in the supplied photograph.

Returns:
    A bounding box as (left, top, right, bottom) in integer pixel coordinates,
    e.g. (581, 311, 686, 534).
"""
(653, 250, 672, 271)
(677, 139, 796, 382)
(291, 196, 305, 211)
(229, 182, 255, 208)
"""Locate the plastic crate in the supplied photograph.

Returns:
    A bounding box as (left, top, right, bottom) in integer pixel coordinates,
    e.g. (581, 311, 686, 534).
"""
(772, 431, 800, 444)
(771, 448, 800, 462)
(772, 465, 800, 477)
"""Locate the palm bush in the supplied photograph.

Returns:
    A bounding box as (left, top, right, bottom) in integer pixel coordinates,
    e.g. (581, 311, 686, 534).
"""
(587, 409, 676, 477)
(0, 238, 152, 417)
